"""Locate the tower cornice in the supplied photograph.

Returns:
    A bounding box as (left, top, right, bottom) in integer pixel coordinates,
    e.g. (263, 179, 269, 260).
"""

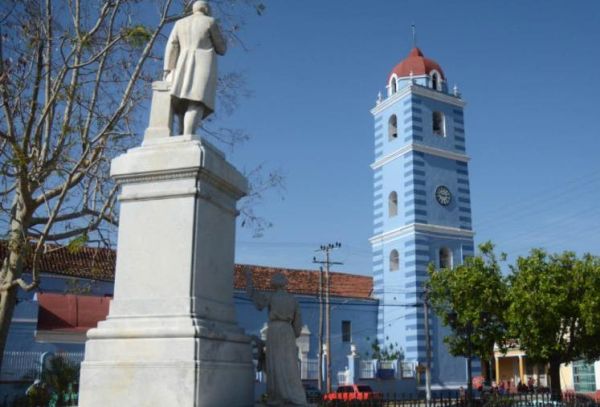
(371, 143, 469, 170)
(371, 84, 466, 116)
(369, 223, 474, 246)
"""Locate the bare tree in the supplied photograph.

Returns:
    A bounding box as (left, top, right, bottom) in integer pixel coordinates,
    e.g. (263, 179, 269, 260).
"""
(0, 0, 276, 369)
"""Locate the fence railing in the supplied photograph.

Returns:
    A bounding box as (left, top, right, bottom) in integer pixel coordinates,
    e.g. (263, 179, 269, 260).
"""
(317, 391, 600, 407)
(359, 360, 376, 379)
(0, 351, 84, 382)
(302, 358, 319, 380)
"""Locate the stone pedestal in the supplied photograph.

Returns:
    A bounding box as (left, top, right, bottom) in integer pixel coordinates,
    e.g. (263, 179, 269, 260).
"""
(78, 135, 254, 406)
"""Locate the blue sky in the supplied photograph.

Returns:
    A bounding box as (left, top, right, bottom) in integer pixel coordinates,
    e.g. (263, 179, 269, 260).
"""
(212, 0, 600, 275)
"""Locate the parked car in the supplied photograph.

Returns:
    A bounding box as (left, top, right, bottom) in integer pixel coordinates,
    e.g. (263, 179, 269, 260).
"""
(323, 384, 383, 403)
(303, 383, 322, 403)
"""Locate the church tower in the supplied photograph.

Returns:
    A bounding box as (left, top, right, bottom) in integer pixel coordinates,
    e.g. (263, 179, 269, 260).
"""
(370, 47, 475, 386)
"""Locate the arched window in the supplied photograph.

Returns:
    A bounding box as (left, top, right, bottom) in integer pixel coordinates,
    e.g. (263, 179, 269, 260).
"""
(390, 250, 399, 272)
(439, 247, 453, 269)
(431, 72, 439, 90)
(388, 115, 398, 140)
(432, 111, 445, 136)
(390, 78, 397, 94)
(388, 191, 398, 217)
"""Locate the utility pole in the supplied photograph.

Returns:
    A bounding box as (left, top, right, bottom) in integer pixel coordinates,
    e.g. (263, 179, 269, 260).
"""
(423, 289, 432, 406)
(317, 266, 323, 391)
(313, 242, 342, 393)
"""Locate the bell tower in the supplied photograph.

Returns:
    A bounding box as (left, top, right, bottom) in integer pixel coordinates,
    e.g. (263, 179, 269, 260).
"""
(370, 47, 476, 387)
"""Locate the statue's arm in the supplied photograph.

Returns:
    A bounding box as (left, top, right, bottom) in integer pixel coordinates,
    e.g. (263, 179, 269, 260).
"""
(164, 23, 180, 78)
(245, 267, 268, 310)
(292, 301, 303, 338)
(209, 20, 227, 56)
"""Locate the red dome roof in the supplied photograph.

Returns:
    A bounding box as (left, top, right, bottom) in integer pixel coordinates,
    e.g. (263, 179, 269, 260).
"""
(388, 47, 445, 81)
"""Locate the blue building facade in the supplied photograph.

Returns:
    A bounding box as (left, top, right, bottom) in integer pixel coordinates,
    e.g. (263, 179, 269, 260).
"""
(370, 47, 477, 388)
(0, 261, 380, 400)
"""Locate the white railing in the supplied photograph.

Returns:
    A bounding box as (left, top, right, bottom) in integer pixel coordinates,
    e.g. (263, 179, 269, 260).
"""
(254, 358, 318, 382)
(359, 360, 376, 379)
(0, 351, 84, 382)
(301, 358, 319, 380)
(400, 361, 415, 378)
(337, 371, 349, 385)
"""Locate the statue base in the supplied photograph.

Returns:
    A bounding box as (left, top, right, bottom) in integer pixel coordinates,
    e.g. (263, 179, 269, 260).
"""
(78, 135, 254, 406)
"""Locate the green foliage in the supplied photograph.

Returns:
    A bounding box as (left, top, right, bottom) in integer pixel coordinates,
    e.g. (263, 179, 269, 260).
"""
(426, 241, 509, 360)
(122, 24, 152, 48)
(63, 278, 93, 295)
(365, 338, 404, 361)
(507, 250, 600, 364)
(66, 234, 88, 253)
(41, 355, 80, 406)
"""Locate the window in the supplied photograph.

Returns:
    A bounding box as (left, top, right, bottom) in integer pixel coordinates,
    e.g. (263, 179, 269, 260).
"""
(388, 191, 398, 217)
(342, 320, 351, 342)
(388, 115, 398, 140)
(432, 111, 445, 136)
(431, 71, 440, 91)
(573, 360, 596, 392)
(390, 250, 399, 271)
(439, 247, 453, 269)
(390, 77, 397, 94)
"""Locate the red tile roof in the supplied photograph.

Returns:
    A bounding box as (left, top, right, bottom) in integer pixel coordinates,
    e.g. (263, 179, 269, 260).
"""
(0, 242, 374, 299)
(234, 264, 373, 300)
(389, 47, 445, 81)
(0, 241, 116, 281)
(37, 293, 111, 333)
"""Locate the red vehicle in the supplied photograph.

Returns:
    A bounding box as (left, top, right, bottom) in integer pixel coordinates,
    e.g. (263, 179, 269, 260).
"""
(323, 384, 383, 402)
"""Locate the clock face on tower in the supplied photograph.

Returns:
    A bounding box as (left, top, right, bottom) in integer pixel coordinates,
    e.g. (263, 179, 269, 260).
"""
(435, 185, 452, 206)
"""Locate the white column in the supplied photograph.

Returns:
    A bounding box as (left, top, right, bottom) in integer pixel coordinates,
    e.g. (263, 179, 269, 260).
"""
(346, 344, 359, 385)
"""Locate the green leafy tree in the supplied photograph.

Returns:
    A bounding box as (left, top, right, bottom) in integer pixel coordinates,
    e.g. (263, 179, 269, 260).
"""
(0, 0, 273, 370)
(426, 241, 509, 380)
(41, 354, 80, 406)
(507, 250, 600, 399)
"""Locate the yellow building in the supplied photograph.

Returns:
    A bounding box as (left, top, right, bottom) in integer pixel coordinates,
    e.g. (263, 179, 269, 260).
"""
(493, 344, 548, 390)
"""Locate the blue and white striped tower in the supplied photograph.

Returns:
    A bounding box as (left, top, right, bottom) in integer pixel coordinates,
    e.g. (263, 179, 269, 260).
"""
(370, 47, 477, 388)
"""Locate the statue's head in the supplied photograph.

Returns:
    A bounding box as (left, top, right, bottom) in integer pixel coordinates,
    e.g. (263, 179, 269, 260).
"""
(192, 1, 211, 16)
(270, 273, 288, 289)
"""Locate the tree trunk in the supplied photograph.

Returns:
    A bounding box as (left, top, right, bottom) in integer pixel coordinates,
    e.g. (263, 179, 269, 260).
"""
(0, 246, 25, 371)
(0, 281, 19, 371)
(0, 212, 29, 371)
(481, 358, 491, 384)
(548, 356, 562, 401)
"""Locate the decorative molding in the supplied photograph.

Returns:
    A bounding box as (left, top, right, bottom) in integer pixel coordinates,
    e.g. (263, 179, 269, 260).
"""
(119, 187, 198, 202)
(371, 84, 465, 116)
(370, 223, 474, 246)
(371, 86, 412, 115)
(35, 330, 87, 344)
(411, 84, 466, 107)
(370, 144, 412, 169)
(114, 168, 200, 185)
(371, 143, 470, 169)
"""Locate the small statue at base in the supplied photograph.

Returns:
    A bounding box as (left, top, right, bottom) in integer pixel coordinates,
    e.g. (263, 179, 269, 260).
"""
(163, 1, 226, 136)
(246, 268, 308, 406)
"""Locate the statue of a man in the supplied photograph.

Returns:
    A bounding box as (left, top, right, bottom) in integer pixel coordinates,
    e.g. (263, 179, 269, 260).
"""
(246, 269, 308, 406)
(164, 1, 227, 136)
